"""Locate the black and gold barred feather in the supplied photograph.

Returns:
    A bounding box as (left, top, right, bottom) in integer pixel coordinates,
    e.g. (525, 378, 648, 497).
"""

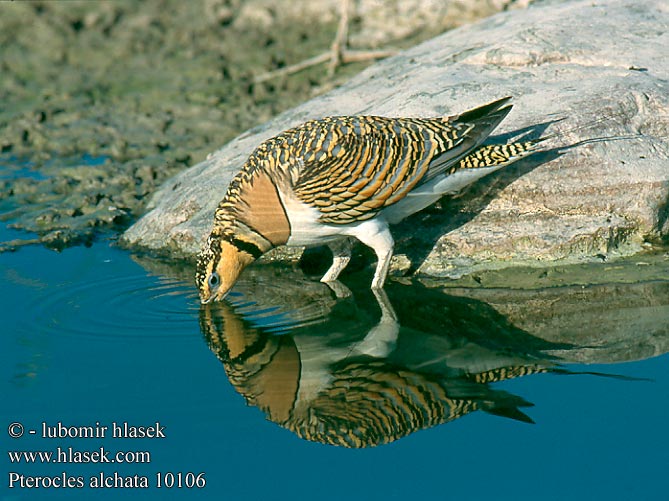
(213, 96, 537, 228)
(201, 305, 540, 448)
(283, 360, 534, 448)
(470, 365, 551, 384)
(458, 141, 535, 170)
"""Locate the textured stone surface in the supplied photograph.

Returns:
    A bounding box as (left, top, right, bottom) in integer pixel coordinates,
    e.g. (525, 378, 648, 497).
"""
(445, 282, 669, 363)
(123, 0, 669, 278)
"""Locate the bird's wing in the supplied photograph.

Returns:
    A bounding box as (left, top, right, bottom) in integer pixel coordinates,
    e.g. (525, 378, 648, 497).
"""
(291, 98, 513, 224)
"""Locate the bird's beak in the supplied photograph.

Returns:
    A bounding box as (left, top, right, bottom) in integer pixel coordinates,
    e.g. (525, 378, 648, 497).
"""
(200, 289, 229, 305)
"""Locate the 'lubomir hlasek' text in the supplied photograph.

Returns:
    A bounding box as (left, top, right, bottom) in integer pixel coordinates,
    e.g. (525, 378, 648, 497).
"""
(40, 421, 165, 439)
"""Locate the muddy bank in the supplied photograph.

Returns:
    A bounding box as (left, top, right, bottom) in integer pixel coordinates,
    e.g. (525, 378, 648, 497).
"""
(0, 0, 525, 251)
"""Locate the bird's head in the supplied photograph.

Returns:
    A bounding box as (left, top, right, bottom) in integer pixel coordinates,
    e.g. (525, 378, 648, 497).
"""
(195, 232, 257, 304)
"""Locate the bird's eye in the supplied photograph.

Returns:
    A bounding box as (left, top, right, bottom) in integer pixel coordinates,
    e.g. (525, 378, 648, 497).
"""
(208, 272, 220, 288)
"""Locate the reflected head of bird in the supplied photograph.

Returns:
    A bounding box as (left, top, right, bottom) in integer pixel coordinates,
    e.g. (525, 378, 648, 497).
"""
(195, 232, 258, 304)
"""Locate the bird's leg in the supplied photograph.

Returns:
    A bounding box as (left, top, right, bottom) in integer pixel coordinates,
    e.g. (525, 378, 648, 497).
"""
(372, 288, 398, 323)
(352, 288, 399, 358)
(371, 247, 393, 289)
(323, 279, 352, 298)
(353, 223, 394, 289)
(320, 238, 352, 283)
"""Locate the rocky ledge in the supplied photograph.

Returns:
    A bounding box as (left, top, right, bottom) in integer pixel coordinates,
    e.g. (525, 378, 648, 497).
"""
(123, 0, 669, 278)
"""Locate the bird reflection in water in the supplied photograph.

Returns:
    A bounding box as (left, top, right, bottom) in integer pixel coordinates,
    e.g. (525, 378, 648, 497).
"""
(198, 275, 579, 448)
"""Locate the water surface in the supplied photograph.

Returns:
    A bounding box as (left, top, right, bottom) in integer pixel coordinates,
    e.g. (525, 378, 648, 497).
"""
(2, 240, 668, 500)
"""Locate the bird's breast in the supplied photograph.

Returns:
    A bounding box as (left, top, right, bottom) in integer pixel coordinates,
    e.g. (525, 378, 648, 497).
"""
(235, 171, 291, 246)
(279, 190, 344, 246)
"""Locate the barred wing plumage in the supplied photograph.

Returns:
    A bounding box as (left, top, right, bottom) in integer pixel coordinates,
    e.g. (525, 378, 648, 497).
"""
(291, 97, 515, 224)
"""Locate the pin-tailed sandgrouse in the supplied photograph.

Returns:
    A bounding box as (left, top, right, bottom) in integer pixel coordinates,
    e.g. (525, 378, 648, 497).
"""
(196, 96, 537, 303)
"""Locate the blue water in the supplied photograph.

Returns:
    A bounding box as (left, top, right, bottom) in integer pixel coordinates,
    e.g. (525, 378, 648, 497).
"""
(0, 154, 108, 182)
(2, 239, 668, 501)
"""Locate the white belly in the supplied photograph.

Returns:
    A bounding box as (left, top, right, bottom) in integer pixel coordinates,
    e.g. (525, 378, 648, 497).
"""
(280, 189, 393, 248)
(382, 165, 506, 224)
(279, 190, 344, 246)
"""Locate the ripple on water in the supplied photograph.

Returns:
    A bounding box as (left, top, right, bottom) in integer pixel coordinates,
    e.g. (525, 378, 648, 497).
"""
(224, 276, 340, 334)
(24, 273, 201, 340)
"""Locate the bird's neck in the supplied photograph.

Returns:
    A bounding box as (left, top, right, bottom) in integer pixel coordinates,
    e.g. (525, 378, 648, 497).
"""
(216, 165, 292, 250)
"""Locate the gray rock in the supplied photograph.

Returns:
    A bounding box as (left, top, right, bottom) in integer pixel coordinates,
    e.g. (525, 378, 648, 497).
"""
(445, 282, 669, 364)
(122, 0, 669, 278)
